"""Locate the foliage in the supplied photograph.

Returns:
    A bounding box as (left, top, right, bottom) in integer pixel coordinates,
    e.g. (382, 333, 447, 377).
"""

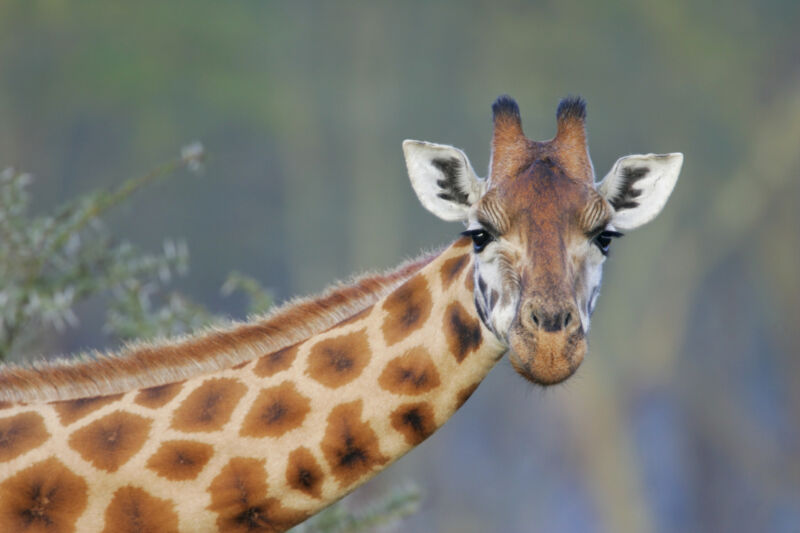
(0, 147, 208, 359)
(291, 485, 421, 533)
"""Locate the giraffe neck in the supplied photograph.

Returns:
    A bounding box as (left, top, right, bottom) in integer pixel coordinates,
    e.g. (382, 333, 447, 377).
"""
(0, 239, 506, 532)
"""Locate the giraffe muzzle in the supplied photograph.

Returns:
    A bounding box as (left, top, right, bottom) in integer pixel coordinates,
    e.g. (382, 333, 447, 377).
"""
(507, 304, 586, 386)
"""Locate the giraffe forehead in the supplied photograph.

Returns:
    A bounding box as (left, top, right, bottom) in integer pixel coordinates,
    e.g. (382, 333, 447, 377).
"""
(481, 161, 600, 238)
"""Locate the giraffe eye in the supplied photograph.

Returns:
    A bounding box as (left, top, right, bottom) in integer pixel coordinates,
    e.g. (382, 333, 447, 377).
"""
(593, 230, 623, 255)
(461, 229, 494, 253)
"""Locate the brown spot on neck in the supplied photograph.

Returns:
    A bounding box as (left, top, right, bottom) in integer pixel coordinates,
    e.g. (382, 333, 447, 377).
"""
(240, 381, 311, 438)
(440, 253, 470, 290)
(68, 411, 152, 473)
(0, 457, 88, 532)
(305, 330, 370, 389)
(207, 457, 307, 532)
(444, 302, 483, 363)
(378, 347, 441, 396)
(320, 400, 388, 488)
(286, 447, 325, 499)
(170, 378, 246, 433)
(390, 402, 436, 445)
(381, 274, 432, 346)
(254, 344, 299, 378)
(146, 440, 214, 481)
(102, 486, 179, 533)
(51, 393, 123, 425)
(0, 411, 49, 463)
(134, 382, 184, 409)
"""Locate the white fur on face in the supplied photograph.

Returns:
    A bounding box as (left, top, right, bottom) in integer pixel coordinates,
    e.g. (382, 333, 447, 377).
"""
(471, 236, 608, 344)
(471, 245, 519, 345)
(576, 244, 607, 332)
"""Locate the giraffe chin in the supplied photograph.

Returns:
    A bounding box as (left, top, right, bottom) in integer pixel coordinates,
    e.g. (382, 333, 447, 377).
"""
(507, 327, 586, 386)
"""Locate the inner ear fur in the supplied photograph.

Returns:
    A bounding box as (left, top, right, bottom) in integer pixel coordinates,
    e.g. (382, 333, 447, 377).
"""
(403, 140, 484, 222)
(598, 152, 683, 230)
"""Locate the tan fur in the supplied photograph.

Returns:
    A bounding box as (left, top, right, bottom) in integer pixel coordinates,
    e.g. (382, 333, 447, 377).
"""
(0, 252, 437, 403)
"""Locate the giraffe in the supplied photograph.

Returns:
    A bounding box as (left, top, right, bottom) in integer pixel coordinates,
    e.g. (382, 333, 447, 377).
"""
(0, 95, 682, 532)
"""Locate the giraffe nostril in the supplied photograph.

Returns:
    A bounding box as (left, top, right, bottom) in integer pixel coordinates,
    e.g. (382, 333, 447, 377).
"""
(563, 312, 572, 329)
(531, 312, 540, 327)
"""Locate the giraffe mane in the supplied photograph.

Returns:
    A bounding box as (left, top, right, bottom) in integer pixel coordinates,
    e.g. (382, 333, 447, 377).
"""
(0, 249, 440, 403)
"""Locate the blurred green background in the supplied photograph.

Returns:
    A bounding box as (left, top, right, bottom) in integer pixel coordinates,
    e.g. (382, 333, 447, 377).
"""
(2, 1, 799, 531)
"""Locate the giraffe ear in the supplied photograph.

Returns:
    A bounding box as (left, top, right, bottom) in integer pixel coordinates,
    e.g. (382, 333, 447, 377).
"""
(598, 153, 683, 230)
(403, 140, 485, 222)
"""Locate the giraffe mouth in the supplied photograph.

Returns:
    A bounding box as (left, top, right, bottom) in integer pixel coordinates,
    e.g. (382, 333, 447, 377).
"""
(507, 326, 586, 386)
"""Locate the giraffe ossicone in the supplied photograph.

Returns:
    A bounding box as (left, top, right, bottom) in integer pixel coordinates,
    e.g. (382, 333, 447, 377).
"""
(0, 95, 682, 532)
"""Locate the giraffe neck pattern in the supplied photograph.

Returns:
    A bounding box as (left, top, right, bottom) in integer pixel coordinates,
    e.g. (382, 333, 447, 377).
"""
(0, 239, 506, 532)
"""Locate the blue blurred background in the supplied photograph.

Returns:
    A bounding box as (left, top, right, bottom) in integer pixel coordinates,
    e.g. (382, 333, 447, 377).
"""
(1, 1, 799, 531)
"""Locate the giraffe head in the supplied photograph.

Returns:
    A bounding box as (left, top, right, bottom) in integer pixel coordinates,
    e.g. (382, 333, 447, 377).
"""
(403, 96, 682, 386)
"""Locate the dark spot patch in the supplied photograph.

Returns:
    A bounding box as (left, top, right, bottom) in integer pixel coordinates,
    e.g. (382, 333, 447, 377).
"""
(134, 382, 184, 409)
(0, 457, 88, 532)
(102, 485, 179, 533)
(474, 296, 489, 328)
(492, 94, 521, 120)
(305, 330, 370, 389)
(432, 157, 470, 205)
(390, 402, 436, 445)
(445, 302, 483, 363)
(231, 361, 249, 370)
(207, 457, 306, 533)
(68, 410, 151, 473)
(253, 344, 299, 378)
(440, 254, 469, 289)
(285, 447, 324, 499)
(455, 383, 480, 409)
(170, 378, 247, 433)
(381, 275, 432, 346)
(488, 289, 499, 310)
(240, 381, 311, 438)
(610, 166, 649, 210)
(51, 393, 123, 425)
(477, 275, 487, 295)
(146, 440, 214, 481)
(378, 347, 441, 396)
(0, 412, 49, 463)
(320, 400, 388, 488)
(556, 95, 587, 122)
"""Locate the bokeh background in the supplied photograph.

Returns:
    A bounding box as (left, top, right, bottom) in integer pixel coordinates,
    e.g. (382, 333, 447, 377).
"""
(2, 1, 799, 531)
